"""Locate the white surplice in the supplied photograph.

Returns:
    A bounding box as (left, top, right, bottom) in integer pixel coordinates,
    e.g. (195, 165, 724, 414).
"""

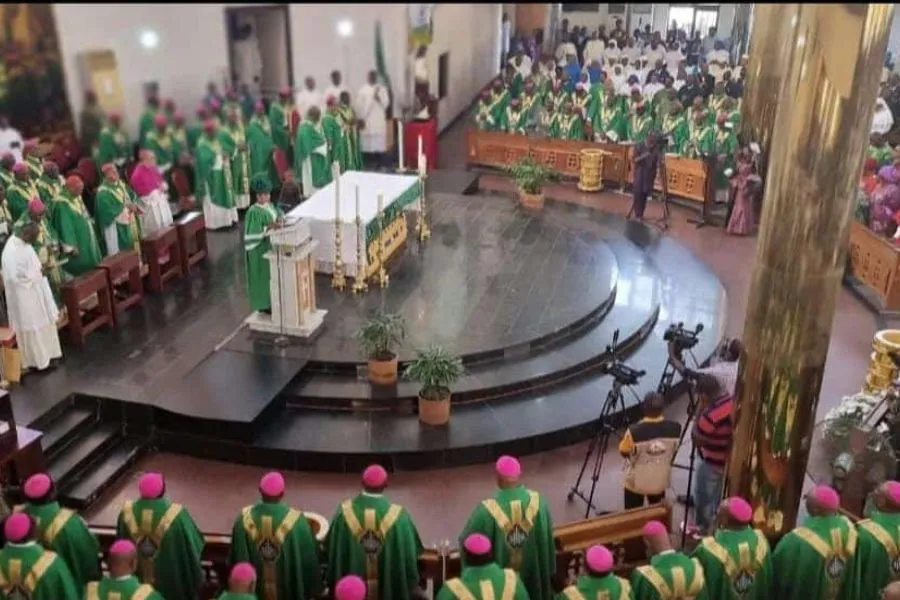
(356, 83, 389, 153)
(1, 235, 61, 370)
(137, 188, 174, 237)
(323, 84, 348, 106)
(294, 88, 322, 121)
(0, 127, 24, 163)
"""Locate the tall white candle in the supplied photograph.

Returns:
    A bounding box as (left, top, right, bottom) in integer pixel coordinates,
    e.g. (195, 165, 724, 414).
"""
(334, 163, 340, 221)
(417, 134, 423, 162)
(355, 186, 360, 221)
(398, 121, 405, 171)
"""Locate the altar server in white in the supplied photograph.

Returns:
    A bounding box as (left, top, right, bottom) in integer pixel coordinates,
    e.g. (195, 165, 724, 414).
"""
(2, 222, 62, 371)
(356, 70, 390, 166)
(324, 70, 348, 107)
(295, 76, 323, 122)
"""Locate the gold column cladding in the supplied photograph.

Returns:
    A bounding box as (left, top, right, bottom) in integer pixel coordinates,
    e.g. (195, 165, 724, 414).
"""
(740, 4, 794, 155)
(726, 3, 894, 537)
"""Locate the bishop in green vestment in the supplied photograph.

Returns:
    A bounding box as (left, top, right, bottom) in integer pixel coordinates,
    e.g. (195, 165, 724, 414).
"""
(96, 112, 132, 170)
(593, 91, 627, 143)
(848, 481, 900, 599)
(437, 534, 529, 600)
(16, 472, 100, 590)
(195, 121, 239, 230)
(115, 472, 205, 600)
(338, 92, 364, 171)
(51, 176, 103, 276)
(23, 142, 43, 180)
(0, 513, 79, 599)
(170, 111, 190, 163)
(247, 102, 276, 191)
(0, 154, 15, 191)
(218, 562, 259, 600)
(268, 88, 293, 158)
(631, 521, 705, 600)
(570, 84, 592, 126)
(0, 186, 14, 245)
(85, 539, 164, 600)
(556, 544, 632, 600)
(138, 97, 161, 146)
(460, 456, 556, 600)
(229, 471, 321, 600)
(711, 114, 738, 189)
(660, 102, 689, 156)
(95, 163, 142, 257)
(294, 107, 332, 198)
(501, 99, 528, 135)
(35, 161, 64, 219)
(7, 163, 39, 222)
(772, 485, 859, 600)
(143, 114, 176, 173)
(322, 100, 347, 172)
(684, 112, 714, 160)
(474, 92, 497, 131)
(326, 464, 425, 600)
(627, 103, 653, 144)
(220, 109, 252, 209)
(692, 497, 772, 600)
(488, 79, 510, 126)
(243, 175, 283, 314)
(188, 105, 209, 153)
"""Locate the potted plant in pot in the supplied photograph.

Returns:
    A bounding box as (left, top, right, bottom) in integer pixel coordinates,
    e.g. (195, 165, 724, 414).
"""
(507, 155, 557, 210)
(405, 345, 465, 426)
(355, 312, 407, 385)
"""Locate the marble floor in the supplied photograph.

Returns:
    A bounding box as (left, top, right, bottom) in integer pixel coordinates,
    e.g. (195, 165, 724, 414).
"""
(82, 116, 885, 543)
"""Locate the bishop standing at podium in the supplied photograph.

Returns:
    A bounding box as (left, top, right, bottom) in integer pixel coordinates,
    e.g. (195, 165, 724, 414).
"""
(244, 173, 284, 315)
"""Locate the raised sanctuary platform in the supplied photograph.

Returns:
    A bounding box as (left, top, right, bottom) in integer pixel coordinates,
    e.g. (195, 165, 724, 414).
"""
(10, 170, 725, 506)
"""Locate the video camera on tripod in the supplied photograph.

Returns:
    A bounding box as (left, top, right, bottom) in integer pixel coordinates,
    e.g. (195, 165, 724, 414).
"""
(663, 322, 704, 355)
(604, 329, 646, 386)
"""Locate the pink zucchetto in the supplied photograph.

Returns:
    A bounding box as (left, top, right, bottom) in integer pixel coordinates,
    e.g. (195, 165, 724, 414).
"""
(334, 575, 367, 600)
(195, 103, 208, 114)
(725, 497, 753, 524)
(109, 539, 136, 556)
(811, 485, 841, 512)
(259, 472, 285, 497)
(229, 562, 257, 583)
(362, 464, 388, 489)
(4, 513, 31, 543)
(28, 197, 45, 214)
(23, 473, 52, 500)
(12, 162, 27, 175)
(203, 119, 217, 132)
(463, 533, 492, 555)
(101, 163, 117, 177)
(255, 100, 265, 111)
(153, 114, 167, 127)
(886, 481, 900, 505)
(495, 455, 521, 480)
(209, 98, 221, 110)
(279, 86, 291, 97)
(108, 111, 122, 121)
(585, 544, 614, 574)
(138, 472, 165, 499)
(642, 520, 668, 537)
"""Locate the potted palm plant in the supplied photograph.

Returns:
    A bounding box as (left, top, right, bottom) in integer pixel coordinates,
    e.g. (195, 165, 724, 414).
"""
(507, 155, 557, 210)
(405, 345, 465, 426)
(355, 312, 407, 385)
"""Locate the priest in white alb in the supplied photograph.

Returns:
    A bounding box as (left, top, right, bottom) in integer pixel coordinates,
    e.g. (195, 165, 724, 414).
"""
(2, 221, 62, 372)
(356, 70, 390, 169)
(295, 76, 323, 122)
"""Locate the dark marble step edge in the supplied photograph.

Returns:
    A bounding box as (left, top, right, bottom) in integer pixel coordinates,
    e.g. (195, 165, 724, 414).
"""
(42, 407, 99, 462)
(48, 423, 123, 492)
(60, 437, 149, 510)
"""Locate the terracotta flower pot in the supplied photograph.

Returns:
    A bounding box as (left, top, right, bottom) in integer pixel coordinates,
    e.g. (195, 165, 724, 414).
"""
(418, 389, 451, 426)
(368, 355, 398, 385)
(519, 188, 545, 210)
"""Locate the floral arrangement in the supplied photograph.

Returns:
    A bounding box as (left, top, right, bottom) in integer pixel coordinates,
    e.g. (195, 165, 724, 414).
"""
(822, 392, 891, 456)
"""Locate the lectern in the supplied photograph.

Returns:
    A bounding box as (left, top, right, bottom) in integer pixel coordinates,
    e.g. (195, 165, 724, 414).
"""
(245, 217, 327, 338)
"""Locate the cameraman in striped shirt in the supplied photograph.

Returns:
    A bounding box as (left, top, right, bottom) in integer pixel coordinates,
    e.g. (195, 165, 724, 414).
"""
(690, 374, 735, 537)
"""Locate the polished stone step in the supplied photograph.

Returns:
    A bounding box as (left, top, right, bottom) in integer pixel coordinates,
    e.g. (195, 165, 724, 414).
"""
(61, 437, 148, 509)
(40, 406, 97, 461)
(48, 422, 122, 491)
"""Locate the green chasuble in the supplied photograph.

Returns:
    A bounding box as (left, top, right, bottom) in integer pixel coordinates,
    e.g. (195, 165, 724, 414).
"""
(631, 551, 705, 600)
(138, 109, 157, 146)
(660, 114, 689, 156)
(326, 493, 424, 600)
(96, 126, 131, 167)
(520, 93, 540, 123)
(0, 542, 79, 599)
(294, 123, 332, 192)
(243, 203, 282, 312)
(85, 576, 164, 600)
(709, 93, 727, 118)
(851, 511, 900, 598)
(474, 101, 498, 131)
(267, 102, 291, 154)
(186, 124, 204, 154)
(7, 179, 39, 223)
(169, 126, 188, 162)
(322, 113, 347, 172)
(488, 90, 510, 126)
(14, 501, 100, 590)
(13, 212, 63, 304)
(115, 497, 205, 600)
(593, 103, 627, 143)
(195, 136, 235, 210)
(0, 168, 13, 192)
(554, 114, 584, 141)
(143, 130, 176, 169)
(247, 116, 276, 189)
(50, 189, 103, 276)
(95, 180, 142, 256)
(571, 93, 592, 123)
(556, 573, 633, 600)
(626, 113, 653, 144)
(337, 105, 364, 171)
(501, 107, 528, 135)
(436, 564, 529, 600)
(219, 124, 251, 202)
(772, 513, 858, 600)
(711, 127, 738, 188)
(684, 123, 714, 160)
(217, 593, 258, 600)
(35, 174, 63, 219)
(460, 485, 556, 600)
(26, 156, 43, 181)
(229, 499, 322, 600)
(692, 527, 772, 600)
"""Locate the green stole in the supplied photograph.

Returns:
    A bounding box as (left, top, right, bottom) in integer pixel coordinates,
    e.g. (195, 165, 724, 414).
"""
(557, 573, 633, 600)
(51, 189, 102, 276)
(326, 493, 424, 600)
(229, 499, 321, 600)
(26, 156, 43, 180)
(0, 542, 79, 600)
(503, 108, 526, 135)
(692, 526, 772, 599)
(855, 511, 900, 598)
(631, 551, 705, 600)
(460, 486, 556, 600)
(16, 501, 101, 589)
(85, 575, 161, 600)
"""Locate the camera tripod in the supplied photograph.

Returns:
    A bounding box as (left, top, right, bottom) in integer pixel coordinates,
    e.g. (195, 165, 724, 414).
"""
(567, 376, 642, 519)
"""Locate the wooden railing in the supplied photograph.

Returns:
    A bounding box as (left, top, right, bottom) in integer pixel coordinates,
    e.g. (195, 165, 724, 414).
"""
(847, 220, 900, 311)
(466, 129, 715, 207)
(88, 503, 669, 597)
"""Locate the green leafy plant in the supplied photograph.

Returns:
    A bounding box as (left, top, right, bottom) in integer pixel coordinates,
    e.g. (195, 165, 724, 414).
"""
(507, 155, 558, 194)
(404, 345, 465, 401)
(355, 312, 407, 360)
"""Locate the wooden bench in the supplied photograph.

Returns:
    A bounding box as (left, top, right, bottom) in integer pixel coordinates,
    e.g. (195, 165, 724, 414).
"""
(175, 211, 208, 275)
(99, 251, 143, 323)
(61, 269, 114, 345)
(140, 226, 183, 293)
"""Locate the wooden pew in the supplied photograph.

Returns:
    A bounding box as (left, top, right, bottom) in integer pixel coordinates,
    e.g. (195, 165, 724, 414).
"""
(99, 251, 143, 324)
(175, 211, 208, 275)
(140, 226, 183, 293)
(61, 269, 115, 345)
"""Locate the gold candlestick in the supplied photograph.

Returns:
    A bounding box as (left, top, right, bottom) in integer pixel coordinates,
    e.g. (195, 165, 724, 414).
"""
(352, 186, 368, 294)
(330, 164, 346, 291)
(375, 193, 389, 288)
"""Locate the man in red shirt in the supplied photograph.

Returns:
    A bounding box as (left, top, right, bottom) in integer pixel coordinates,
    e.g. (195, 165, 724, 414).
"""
(690, 374, 734, 536)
